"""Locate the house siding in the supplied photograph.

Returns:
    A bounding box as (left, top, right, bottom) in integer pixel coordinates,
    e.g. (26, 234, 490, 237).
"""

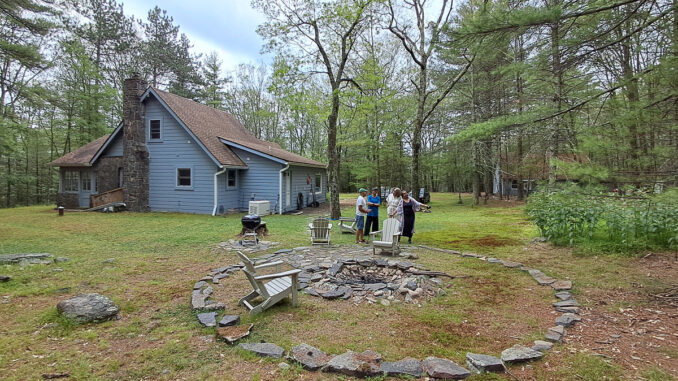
(230, 147, 283, 213)
(282, 166, 326, 213)
(102, 133, 123, 157)
(216, 169, 241, 213)
(145, 97, 220, 214)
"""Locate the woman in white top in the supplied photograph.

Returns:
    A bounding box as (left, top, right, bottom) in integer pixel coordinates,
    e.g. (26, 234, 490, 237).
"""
(386, 188, 403, 225)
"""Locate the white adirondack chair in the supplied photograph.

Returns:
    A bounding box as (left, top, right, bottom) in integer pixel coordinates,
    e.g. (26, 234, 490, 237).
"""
(338, 217, 357, 234)
(370, 218, 401, 256)
(308, 217, 332, 245)
(236, 251, 301, 315)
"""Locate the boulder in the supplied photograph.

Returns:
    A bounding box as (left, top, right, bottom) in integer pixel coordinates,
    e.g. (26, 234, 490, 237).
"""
(500, 344, 543, 363)
(465, 353, 505, 373)
(422, 357, 471, 379)
(323, 350, 382, 377)
(288, 343, 333, 371)
(216, 323, 253, 344)
(238, 342, 285, 358)
(381, 357, 423, 378)
(57, 293, 119, 323)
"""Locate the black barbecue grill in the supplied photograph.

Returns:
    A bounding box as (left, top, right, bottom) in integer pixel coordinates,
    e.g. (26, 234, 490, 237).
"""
(240, 214, 261, 245)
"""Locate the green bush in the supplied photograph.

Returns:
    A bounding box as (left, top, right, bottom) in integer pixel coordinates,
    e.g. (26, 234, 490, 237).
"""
(526, 185, 678, 251)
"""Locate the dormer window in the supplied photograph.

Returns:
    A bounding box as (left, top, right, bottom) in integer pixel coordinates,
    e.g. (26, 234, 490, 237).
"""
(149, 119, 161, 140)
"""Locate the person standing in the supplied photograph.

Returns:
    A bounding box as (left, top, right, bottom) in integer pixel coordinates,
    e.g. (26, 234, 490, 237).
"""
(355, 188, 371, 244)
(387, 188, 403, 225)
(397, 190, 428, 244)
(364, 187, 381, 238)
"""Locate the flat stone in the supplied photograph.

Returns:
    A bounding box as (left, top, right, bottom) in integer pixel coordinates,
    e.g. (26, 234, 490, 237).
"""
(216, 323, 253, 344)
(210, 266, 230, 274)
(396, 261, 414, 270)
(375, 259, 389, 267)
(357, 258, 374, 266)
(461, 252, 480, 258)
(322, 286, 351, 300)
(218, 315, 240, 327)
(532, 340, 553, 352)
(193, 281, 208, 290)
(57, 293, 119, 323)
(363, 283, 386, 291)
(275, 249, 293, 254)
(238, 342, 285, 358)
(406, 280, 418, 291)
(381, 357, 423, 378)
(197, 312, 218, 327)
(327, 262, 343, 276)
(422, 357, 471, 379)
(212, 273, 230, 284)
(551, 280, 572, 291)
(54, 257, 70, 263)
(278, 362, 290, 370)
(549, 325, 565, 335)
(553, 299, 579, 308)
(0, 275, 10, 282)
(0, 253, 51, 264)
(544, 330, 563, 343)
(200, 302, 225, 311)
(103, 258, 116, 264)
(487, 258, 501, 263)
(555, 306, 580, 314)
(555, 291, 572, 300)
(555, 313, 581, 327)
(465, 353, 504, 374)
(288, 343, 333, 371)
(323, 350, 382, 377)
(500, 344, 543, 363)
(304, 288, 320, 297)
(501, 260, 522, 268)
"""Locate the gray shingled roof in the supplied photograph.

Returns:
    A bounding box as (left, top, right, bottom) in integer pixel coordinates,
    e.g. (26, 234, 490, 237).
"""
(151, 88, 326, 168)
(49, 134, 110, 167)
(50, 87, 327, 168)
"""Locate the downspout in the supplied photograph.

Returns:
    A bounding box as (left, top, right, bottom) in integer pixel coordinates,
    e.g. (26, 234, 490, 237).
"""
(212, 166, 227, 216)
(279, 163, 289, 214)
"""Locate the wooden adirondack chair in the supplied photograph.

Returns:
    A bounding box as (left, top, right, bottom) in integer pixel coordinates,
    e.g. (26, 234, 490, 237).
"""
(370, 218, 401, 256)
(338, 217, 357, 234)
(308, 217, 332, 245)
(236, 251, 301, 315)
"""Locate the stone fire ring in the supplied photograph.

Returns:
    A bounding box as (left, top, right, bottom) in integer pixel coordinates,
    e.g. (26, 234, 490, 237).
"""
(188, 244, 579, 379)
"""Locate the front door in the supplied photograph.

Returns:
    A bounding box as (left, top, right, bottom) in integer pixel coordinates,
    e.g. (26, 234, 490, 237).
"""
(79, 171, 93, 208)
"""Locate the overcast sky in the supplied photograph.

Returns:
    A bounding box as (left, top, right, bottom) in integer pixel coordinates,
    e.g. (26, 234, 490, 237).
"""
(122, 0, 269, 73)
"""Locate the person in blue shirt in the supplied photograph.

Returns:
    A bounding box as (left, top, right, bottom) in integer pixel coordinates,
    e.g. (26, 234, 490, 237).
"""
(364, 187, 381, 239)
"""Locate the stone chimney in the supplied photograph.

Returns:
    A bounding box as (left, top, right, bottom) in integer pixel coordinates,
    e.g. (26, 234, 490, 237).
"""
(122, 73, 150, 212)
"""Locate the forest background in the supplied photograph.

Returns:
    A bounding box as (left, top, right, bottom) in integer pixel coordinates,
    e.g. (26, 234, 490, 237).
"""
(0, 0, 676, 214)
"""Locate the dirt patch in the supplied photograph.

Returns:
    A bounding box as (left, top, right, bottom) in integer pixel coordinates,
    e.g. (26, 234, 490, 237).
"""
(447, 235, 521, 248)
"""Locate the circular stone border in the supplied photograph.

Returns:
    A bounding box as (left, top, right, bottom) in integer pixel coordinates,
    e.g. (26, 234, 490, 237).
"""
(188, 245, 579, 378)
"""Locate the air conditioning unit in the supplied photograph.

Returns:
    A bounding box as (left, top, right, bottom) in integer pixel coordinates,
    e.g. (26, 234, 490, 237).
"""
(248, 200, 270, 216)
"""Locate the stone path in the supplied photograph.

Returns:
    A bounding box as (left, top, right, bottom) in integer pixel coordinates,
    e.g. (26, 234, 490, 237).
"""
(187, 244, 581, 379)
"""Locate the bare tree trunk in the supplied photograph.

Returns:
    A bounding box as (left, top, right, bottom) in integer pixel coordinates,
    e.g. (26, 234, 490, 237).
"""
(328, 90, 341, 219)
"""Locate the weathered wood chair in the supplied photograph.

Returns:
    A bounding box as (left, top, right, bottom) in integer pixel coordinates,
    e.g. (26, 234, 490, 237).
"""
(338, 217, 357, 234)
(236, 251, 301, 315)
(370, 218, 401, 256)
(308, 217, 332, 245)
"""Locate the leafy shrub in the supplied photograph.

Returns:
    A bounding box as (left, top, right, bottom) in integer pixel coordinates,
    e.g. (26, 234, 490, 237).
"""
(526, 185, 678, 251)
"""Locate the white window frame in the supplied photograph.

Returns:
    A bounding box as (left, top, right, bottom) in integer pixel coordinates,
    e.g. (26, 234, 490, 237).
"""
(148, 118, 162, 142)
(62, 170, 79, 193)
(314, 173, 322, 194)
(175, 167, 193, 190)
(226, 169, 237, 189)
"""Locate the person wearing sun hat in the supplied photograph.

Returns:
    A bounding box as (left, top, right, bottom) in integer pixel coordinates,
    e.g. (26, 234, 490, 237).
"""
(355, 187, 371, 244)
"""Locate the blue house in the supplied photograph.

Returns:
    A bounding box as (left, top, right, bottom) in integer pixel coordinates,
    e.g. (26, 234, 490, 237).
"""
(50, 75, 327, 215)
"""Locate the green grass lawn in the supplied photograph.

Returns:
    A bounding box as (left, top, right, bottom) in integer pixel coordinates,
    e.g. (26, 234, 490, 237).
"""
(0, 193, 675, 380)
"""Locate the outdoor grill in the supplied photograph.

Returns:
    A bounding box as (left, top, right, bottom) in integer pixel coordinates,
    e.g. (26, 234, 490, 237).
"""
(240, 214, 261, 246)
